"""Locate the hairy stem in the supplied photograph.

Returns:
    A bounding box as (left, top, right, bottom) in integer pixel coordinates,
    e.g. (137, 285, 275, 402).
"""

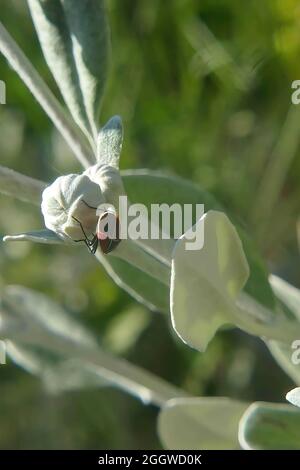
(0, 22, 93, 169)
(236, 291, 300, 344)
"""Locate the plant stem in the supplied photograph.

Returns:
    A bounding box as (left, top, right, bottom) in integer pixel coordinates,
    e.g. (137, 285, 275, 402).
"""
(0, 164, 46, 205)
(0, 22, 93, 169)
(236, 292, 300, 344)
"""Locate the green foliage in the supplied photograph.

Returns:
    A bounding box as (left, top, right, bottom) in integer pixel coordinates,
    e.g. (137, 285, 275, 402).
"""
(0, 0, 299, 450)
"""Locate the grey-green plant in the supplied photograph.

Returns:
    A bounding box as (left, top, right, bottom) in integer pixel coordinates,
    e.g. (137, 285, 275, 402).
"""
(0, 0, 300, 449)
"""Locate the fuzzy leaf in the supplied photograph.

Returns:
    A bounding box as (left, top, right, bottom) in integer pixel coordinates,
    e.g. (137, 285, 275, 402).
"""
(158, 397, 248, 450)
(170, 210, 249, 351)
(28, 0, 110, 139)
(3, 229, 65, 244)
(41, 360, 107, 394)
(97, 115, 123, 167)
(6, 342, 106, 393)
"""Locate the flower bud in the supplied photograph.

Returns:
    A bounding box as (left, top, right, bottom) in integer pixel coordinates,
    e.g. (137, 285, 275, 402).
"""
(41, 172, 104, 241)
(84, 163, 126, 212)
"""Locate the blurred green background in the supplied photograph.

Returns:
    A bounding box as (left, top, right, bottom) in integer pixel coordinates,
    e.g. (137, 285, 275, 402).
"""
(0, 0, 299, 449)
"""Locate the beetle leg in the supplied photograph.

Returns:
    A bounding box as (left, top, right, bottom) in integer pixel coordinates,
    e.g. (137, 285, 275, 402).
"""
(72, 215, 94, 243)
(71, 215, 99, 254)
(91, 237, 98, 254)
(82, 199, 114, 216)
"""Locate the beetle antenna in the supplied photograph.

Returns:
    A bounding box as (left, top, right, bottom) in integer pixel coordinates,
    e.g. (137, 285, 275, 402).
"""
(81, 199, 116, 216)
(81, 200, 97, 210)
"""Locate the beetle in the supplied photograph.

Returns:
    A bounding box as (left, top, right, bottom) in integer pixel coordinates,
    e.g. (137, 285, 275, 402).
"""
(96, 210, 121, 254)
(72, 202, 121, 255)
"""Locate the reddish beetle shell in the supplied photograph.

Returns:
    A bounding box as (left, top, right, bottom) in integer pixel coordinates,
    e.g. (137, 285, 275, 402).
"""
(97, 211, 121, 254)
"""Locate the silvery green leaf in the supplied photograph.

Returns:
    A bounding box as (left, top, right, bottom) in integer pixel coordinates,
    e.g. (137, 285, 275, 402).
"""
(101, 170, 274, 314)
(6, 341, 50, 375)
(28, 0, 110, 139)
(286, 388, 300, 408)
(170, 210, 249, 351)
(158, 397, 248, 450)
(99, 252, 170, 313)
(239, 402, 300, 450)
(28, 0, 89, 135)
(42, 360, 107, 394)
(61, 0, 110, 137)
(97, 115, 123, 168)
(3, 229, 65, 244)
(6, 342, 107, 393)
